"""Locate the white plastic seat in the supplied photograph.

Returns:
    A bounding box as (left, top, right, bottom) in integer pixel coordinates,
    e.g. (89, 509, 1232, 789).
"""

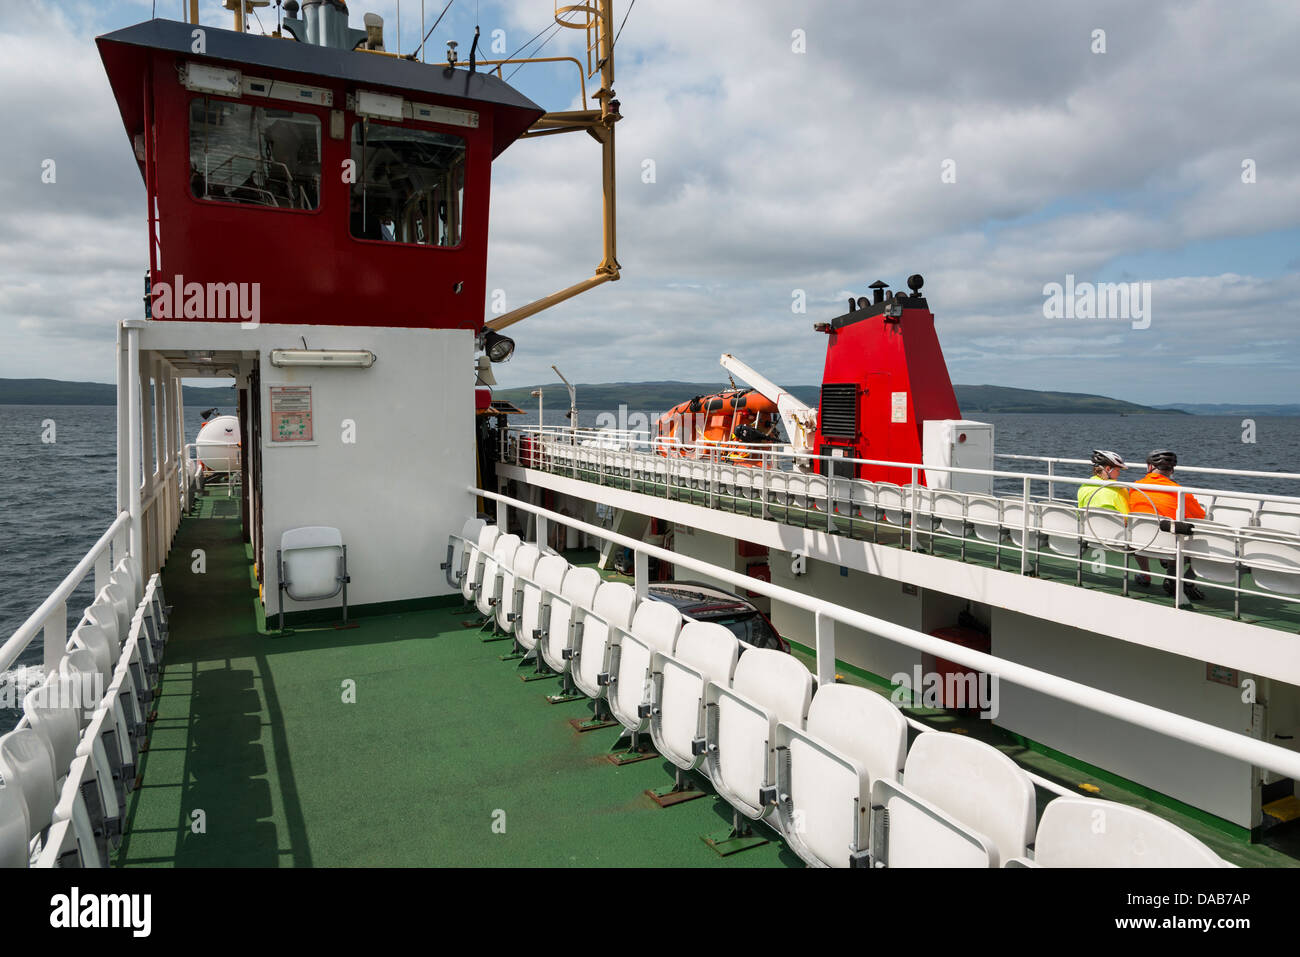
(83, 598, 122, 649)
(776, 684, 909, 868)
(876, 483, 906, 525)
(59, 649, 107, 720)
(1081, 507, 1129, 552)
(967, 495, 1002, 544)
(1243, 536, 1300, 597)
(443, 517, 486, 590)
(120, 556, 147, 607)
(1209, 496, 1258, 529)
(23, 679, 82, 782)
(62, 652, 135, 774)
(75, 704, 126, 853)
(1183, 525, 1240, 586)
(107, 636, 148, 755)
(278, 526, 349, 629)
(34, 756, 103, 869)
(1039, 504, 1083, 557)
(931, 491, 967, 538)
(1129, 513, 1176, 561)
(571, 581, 639, 699)
(0, 729, 58, 844)
(1002, 501, 1041, 550)
(100, 671, 139, 784)
(0, 772, 31, 868)
(704, 649, 813, 821)
(869, 732, 1036, 868)
(110, 618, 154, 719)
(498, 542, 541, 634)
(539, 567, 602, 673)
(1008, 797, 1231, 868)
(1258, 502, 1300, 535)
(766, 472, 789, 506)
(649, 622, 740, 773)
(785, 472, 810, 507)
(70, 621, 116, 686)
(905, 485, 935, 532)
(849, 480, 878, 517)
(462, 524, 501, 603)
(517, 554, 567, 652)
(718, 465, 738, 493)
(608, 601, 684, 733)
(98, 579, 134, 648)
(476, 533, 521, 619)
(806, 475, 828, 508)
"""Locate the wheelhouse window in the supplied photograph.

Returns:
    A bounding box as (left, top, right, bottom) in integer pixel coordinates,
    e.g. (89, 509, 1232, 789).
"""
(350, 120, 466, 246)
(189, 97, 321, 210)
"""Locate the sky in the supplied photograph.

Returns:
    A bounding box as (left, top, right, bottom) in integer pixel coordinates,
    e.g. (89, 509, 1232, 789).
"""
(1, 0, 1297, 404)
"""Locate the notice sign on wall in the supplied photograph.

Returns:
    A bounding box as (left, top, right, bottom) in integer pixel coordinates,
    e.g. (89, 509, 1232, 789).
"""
(891, 391, 908, 423)
(270, 386, 314, 443)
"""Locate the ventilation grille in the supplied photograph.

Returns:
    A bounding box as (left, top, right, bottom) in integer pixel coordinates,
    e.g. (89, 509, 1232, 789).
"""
(819, 383, 858, 438)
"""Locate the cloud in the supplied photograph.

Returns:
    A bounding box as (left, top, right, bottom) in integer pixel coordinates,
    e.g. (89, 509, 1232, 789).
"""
(1, 0, 1297, 405)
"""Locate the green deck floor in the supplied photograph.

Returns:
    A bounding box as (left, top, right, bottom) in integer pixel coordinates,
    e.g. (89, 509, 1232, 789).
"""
(116, 499, 798, 867)
(117, 490, 1300, 867)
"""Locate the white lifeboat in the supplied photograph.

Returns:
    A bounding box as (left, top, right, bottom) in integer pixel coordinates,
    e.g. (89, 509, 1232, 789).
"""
(196, 414, 241, 473)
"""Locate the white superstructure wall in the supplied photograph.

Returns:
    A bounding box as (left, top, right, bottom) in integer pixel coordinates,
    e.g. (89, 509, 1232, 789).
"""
(992, 609, 1259, 829)
(139, 321, 476, 614)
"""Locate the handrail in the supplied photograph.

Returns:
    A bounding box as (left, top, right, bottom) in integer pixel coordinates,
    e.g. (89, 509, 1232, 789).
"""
(472, 485, 1300, 782)
(996, 452, 1300, 484)
(0, 511, 131, 674)
(511, 425, 1300, 506)
(510, 425, 1300, 615)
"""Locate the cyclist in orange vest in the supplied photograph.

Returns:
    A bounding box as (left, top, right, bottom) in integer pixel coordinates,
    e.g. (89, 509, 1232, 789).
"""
(1128, 450, 1206, 520)
(1128, 450, 1205, 600)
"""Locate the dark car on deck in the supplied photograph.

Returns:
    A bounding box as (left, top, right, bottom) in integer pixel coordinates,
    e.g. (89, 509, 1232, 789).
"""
(645, 581, 790, 653)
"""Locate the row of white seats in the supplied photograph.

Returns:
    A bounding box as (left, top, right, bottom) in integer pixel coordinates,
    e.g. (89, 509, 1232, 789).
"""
(532, 438, 1300, 542)
(524, 442, 1300, 600)
(0, 555, 169, 868)
(445, 518, 1229, 868)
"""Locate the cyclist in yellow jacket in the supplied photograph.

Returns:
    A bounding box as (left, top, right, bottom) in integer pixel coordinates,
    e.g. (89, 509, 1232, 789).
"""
(1077, 450, 1152, 587)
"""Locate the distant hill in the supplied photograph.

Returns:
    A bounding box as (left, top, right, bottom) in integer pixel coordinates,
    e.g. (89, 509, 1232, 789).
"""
(0, 377, 1202, 415)
(0, 378, 235, 407)
(1152, 402, 1300, 416)
(956, 385, 1181, 415)
(494, 381, 1180, 415)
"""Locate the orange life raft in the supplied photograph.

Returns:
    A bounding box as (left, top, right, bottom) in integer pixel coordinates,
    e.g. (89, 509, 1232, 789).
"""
(656, 388, 781, 463)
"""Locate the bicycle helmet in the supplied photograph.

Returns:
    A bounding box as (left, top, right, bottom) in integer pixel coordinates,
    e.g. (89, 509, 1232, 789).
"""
(1147, 449, 1178, 471)
(1091, 450, 1125, 470)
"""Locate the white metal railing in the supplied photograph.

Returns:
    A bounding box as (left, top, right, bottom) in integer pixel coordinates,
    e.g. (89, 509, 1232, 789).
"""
(502, 425, 1300, 617)
(997, 452, 1300, 485)
(0, 512, 132, 676)
(471, 485, 1300, 783)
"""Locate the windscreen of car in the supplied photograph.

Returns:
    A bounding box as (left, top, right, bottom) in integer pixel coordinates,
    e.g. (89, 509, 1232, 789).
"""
(711, 613, 780, 650)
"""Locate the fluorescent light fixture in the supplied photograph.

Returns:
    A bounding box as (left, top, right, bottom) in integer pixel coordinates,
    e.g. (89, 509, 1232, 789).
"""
(182, 63, 242, 96)
(408, 101, 479, 128)
(270, 349, 376, 368)
(243, 75, 334, 108)
(355, 90, 405, 121)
